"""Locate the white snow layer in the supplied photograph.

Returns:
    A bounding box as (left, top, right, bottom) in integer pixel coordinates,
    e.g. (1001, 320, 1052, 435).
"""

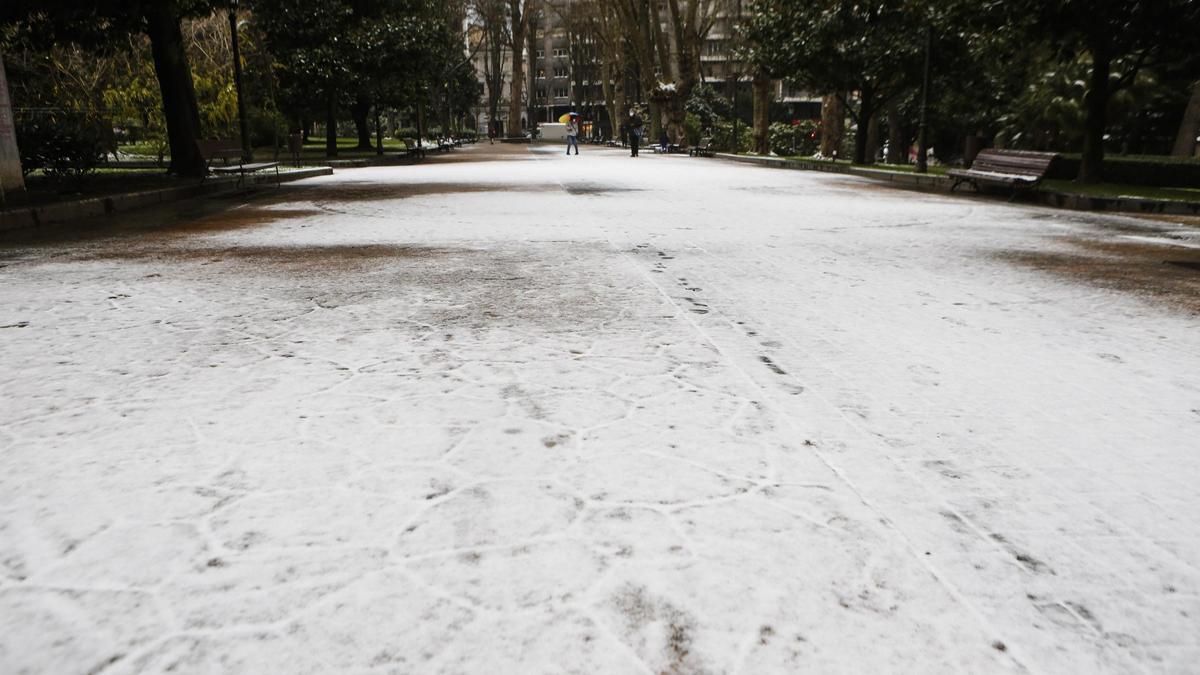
(1, 143, 1198, 674)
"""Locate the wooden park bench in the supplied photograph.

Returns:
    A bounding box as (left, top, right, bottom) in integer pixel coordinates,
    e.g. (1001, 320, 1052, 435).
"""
(689, 137, 714, 157)
(948, 149, 1059, 196)
(400, 137, 426, 159)
(197, 139, 279, 187)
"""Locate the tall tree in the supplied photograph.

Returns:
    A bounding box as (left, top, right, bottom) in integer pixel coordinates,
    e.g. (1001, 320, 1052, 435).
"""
(1029, 0, 1200, 181)
(614, 0, 664, 137)
(588, 0, 626, 138)
(506, 0, 530, 136)
(2, 1, 218, 176)
(658, 0, 724, 146)
(751, 74, 770, 154)
(746, 0, 926, 164)
(256, 0, 442, 157)
(254, 0, 355, 157)
(1174, 82, 1200, 158)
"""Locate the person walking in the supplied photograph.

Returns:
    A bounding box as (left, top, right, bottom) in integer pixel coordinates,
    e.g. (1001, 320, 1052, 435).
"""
(487, 120, 496, 144)
(629, 110, 643, 157)
(565, 113, 580, 156)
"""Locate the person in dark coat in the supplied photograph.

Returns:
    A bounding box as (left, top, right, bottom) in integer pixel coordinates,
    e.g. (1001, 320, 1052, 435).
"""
(565, 112, 580, 155)
(629, 110, 644, 157)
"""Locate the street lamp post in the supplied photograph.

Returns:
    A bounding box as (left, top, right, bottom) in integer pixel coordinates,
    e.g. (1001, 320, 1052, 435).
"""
(229, 0, 251, 161)
(732, 81, 739, 154)
(916, 24, 932, 174)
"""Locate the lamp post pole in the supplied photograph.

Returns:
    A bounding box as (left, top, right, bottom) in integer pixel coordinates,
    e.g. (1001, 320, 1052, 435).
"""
(229, 1, 251, 161)
(916, 24, 932, 174)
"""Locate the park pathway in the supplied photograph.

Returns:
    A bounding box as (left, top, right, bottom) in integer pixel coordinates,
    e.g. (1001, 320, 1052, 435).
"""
(1, 142, 1198, 673)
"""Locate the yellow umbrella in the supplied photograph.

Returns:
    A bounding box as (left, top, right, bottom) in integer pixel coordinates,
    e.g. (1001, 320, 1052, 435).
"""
(558, 113, 572, 124)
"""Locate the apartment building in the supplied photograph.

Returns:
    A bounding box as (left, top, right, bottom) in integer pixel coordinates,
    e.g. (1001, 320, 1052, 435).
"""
(468, 0, 820, 135)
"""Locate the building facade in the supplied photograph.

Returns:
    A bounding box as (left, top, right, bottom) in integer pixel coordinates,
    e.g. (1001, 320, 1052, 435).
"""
(468, 0, 821, 136)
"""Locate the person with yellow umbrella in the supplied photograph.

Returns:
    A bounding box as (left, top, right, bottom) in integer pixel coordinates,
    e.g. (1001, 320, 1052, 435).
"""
(562, 112, 580, 156)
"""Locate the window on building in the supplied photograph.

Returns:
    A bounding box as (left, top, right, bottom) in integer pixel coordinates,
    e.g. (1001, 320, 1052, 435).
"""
(553, 66, 568, 78)
(555, 87, 568, 98)
(536, 49, 544, 58)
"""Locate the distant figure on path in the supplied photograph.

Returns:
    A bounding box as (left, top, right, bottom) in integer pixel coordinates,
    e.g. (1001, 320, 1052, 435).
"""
(619, 120, 629, 148)
(487, 121, 496, 144)
(658, 129, 669, 153)
(629, 110, 643, 157)
(566, 113, 580, 156)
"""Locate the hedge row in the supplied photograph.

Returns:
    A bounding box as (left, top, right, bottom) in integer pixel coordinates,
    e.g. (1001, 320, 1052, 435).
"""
(1047, 156, 1200, 187)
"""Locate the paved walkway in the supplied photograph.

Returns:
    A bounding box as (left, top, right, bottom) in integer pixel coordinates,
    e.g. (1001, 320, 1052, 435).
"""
(1, 142, 1198, 673)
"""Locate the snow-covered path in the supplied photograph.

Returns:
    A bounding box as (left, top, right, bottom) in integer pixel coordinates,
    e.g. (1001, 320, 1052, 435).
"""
(1, 143, 1198, 673)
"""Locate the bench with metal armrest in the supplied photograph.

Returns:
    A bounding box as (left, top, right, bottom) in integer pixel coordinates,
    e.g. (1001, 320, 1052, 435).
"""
(196, 139, 280, 187)
(689, 137, 715, 157)
(948, 149, 1059, 197)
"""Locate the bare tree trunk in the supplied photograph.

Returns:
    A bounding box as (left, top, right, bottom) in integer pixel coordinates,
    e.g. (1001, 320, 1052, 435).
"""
(601, 62, 617, 141)
(526, 8, 538, 132)
(1172, 80, 1200, 158)
(614, 58, 628, 143)
(351, 97, 372, 150)
(507, 0, 527, 137)
(752, 73, 770, 155)
(144, 4, 206, 177)
(886, 100, 905, 164)
(325, 94, 338, 158)
(484, 24, 504, 125)
(853, 86, 876, 165)
(375, 106, 383, 155)
(820, 94, 843, 158)
(417, 97, 426, 146)
(1079, 47, 1110, 183)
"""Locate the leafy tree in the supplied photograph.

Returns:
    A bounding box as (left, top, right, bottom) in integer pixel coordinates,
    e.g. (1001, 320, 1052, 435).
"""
(1174, 82, 1200, 158)
(254, 0, 448, 156)
(686, 84, 731, 130)
(253, 0, 356, 157)
(506, 0, 530, 137)
(472, 0, 509, 132)
(746, 0, 928, 164)
(2, 0, 221, 177)
(1025, 0, 1200, 181)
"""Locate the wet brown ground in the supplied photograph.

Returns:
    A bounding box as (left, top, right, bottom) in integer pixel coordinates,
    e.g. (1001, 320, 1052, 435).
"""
(997, 235, 1200, 315)
(73, 242, 453, 267)
(0, 190, 299, 252)
(272, 180, 547, 204)
(8, 141, 1200, 321)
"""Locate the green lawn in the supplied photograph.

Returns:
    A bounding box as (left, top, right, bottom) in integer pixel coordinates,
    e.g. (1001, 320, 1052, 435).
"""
(779, 155, 853, 166)
(774, 156, 951, 175)
(769, 154, 1198, 204)
(1038, 179, 1200, 203)
(1059, 152, 1200, 166)
(281, 136, 414, 160)
(120, 141, 168, 157)
(851, 162, 951, 176)
(21, 170, 184, 206)
(117, 136, 431, 162)
(19, 162, 325, 206)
